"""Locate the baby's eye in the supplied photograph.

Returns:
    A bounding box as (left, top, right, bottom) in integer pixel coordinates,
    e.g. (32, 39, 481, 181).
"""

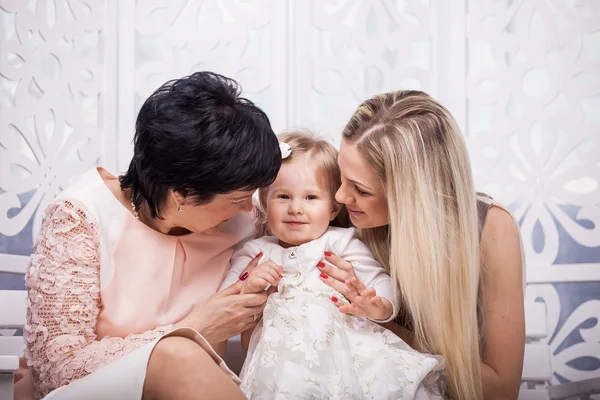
(278, 194, 290, 199)
(306, 195, 318, 200)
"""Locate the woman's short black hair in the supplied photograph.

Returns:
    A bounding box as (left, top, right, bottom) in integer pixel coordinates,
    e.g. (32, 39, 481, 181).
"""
(120, 71, 281, 218)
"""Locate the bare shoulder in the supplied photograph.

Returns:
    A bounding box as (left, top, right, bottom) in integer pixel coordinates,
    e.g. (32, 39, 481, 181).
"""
(478, 207, 526, 397)
(482, 205, 520, 244)
(480, 205, 524, 284)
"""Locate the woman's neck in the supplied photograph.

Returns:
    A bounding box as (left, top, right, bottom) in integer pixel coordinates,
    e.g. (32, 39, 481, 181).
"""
(137, 206, 190, 236)
(99, 168, 190, 236)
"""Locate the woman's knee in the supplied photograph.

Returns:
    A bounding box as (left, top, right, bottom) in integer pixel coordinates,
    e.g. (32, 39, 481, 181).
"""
(150, 336, 203, 367)
(144, 336, 244, 400)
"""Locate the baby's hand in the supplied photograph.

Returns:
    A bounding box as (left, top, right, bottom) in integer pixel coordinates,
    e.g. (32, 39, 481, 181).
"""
(241, 260, 283, 294)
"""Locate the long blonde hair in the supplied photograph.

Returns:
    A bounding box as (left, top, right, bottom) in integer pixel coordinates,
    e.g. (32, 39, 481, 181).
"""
(342, 91, 482, 399)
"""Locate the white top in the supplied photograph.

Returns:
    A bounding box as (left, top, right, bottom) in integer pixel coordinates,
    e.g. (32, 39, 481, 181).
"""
(221, 226, 399, 323)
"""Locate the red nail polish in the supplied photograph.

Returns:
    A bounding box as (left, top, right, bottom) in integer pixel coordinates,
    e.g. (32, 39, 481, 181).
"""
(317, 261, 325, 268)
(320, 272, 328, 279)
(279, 274, 283, 278)
(239, 272, 249, 281)
(331, 296, 338, 302)
(255, 251, 263, 258)
(324, 251, 332, 257)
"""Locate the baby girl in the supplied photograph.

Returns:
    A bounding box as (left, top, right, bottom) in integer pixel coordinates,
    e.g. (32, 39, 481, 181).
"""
(219, 131, 444, 399)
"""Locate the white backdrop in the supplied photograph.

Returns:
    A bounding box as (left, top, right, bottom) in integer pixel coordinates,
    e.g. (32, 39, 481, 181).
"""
(1, 0, 599, 383)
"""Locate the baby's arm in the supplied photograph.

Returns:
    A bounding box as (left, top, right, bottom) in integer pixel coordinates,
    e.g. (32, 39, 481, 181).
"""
(221, 239, 282, 352)
(338, 235, 399, 323)
(219, 240, 263, 291)
(217, 240, 261, 354)
(221, 240, 282, 295)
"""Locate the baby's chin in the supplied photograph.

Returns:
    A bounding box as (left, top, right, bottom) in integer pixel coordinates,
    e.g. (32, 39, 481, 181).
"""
(274, 230, 329, 248)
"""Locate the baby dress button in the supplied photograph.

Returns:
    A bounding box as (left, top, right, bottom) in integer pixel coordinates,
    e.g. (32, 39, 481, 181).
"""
(289, 250, 297, 259)
(294, 272, 302, 278)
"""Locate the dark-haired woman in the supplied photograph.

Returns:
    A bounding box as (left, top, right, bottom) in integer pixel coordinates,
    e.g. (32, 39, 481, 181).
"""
(17, 72, 281, 400)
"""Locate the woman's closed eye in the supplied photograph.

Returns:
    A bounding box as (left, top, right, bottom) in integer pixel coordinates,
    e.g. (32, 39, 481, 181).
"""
(354, 185, 369, 196)
(231, 198, 249, 204)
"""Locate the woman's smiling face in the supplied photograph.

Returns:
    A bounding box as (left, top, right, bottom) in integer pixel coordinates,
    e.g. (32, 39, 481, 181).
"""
(335, 140, 389, 228)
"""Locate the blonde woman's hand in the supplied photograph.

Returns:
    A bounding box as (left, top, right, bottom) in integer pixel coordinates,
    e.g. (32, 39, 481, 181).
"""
(175, 253, 269, 344)
(318, 251, 393, 321)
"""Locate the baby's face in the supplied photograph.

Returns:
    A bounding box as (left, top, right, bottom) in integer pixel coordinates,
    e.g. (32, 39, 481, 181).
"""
(266, 159, 338, 248)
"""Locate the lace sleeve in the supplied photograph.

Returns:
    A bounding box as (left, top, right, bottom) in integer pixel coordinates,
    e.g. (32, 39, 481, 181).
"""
(24, 199, 172, 399)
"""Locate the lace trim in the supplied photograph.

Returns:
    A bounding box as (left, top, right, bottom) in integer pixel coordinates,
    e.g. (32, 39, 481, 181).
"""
(24, 199, 172, 399)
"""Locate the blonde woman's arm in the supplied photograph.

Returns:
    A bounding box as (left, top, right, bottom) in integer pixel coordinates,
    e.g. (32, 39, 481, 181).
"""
(380, 206, 525, 399)
(479, 206, 525, 400)
(318, 229, 398, 323)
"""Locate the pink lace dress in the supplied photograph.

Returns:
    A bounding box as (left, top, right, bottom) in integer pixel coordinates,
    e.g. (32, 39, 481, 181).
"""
(24, 167, 252, 399)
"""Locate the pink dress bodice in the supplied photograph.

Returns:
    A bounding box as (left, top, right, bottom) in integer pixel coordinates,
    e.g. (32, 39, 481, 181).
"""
(96, 212, 241, 338)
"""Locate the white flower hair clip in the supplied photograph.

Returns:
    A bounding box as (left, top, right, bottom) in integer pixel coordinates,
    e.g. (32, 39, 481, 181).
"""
(279, 142, 292, 159)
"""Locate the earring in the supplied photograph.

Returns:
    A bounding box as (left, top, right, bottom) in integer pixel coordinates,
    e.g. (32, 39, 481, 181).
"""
(178, 204, 184, 212)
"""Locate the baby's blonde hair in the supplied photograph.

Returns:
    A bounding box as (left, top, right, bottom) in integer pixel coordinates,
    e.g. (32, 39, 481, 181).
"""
(255, 130, 349, 236)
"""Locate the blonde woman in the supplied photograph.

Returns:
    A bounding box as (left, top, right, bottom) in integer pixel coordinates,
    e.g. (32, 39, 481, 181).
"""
(318, 90, 526, 399)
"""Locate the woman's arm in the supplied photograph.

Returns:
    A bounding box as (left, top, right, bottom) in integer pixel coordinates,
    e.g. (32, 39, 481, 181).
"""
(215, 241, 265, 353)
(25, 200, 173, 399)
(336, 234, 399, 321)
(479, 205, 526, 400)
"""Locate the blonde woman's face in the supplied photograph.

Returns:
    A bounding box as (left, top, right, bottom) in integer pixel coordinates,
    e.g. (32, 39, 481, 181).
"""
(336, 140, 389, 228)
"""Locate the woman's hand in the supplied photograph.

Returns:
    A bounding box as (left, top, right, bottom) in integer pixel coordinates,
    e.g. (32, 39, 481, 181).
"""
(175, 254, 269, 344)
(318, 251, 393, 321)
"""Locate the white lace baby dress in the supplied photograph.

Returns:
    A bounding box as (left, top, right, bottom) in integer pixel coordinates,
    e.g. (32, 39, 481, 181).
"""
(221, 227, 446, 400)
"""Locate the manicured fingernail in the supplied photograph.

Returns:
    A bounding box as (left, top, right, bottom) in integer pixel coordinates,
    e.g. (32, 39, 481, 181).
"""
(255, 252, 263, 258)
(317, 261, 325, 268)
(279, 274, 283, 278)
(331, 296, 338, 302)
(324, 251, 332, 257)
(239, 272, 249, 281)
(320, 272, 328, 279)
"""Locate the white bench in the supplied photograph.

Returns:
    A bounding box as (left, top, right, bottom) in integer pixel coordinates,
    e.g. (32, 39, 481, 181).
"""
(0, 289, 24, 399)
(519, 300, 600, 400)
(2, 265, 599, 399)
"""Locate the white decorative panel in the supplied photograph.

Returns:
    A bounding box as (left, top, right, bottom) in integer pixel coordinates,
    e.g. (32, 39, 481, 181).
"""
(296, 0, 432, 143)
(467, 0, 600, 382)
(526, 284, 600, 383)
(117, 0, 286, 171)
(0, 0, 598, 386)
(467, 0, 600, 266)
(0, 0, 107, 256)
